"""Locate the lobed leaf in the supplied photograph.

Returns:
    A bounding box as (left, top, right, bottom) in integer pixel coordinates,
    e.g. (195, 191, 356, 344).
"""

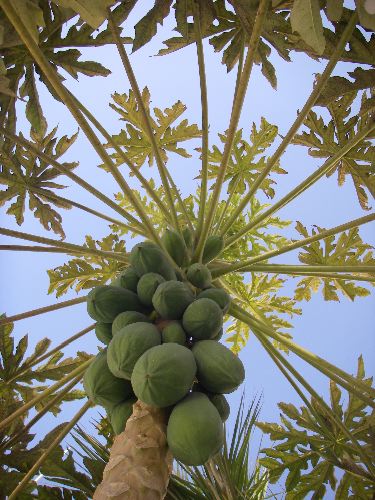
(258, 357, 375, 497)
(293, 91, 375, 210)
(293, 222, 375, 301)
(106, 88, 201, 169)
(47, 233, 127, 297)
(0, 127, 78, 238)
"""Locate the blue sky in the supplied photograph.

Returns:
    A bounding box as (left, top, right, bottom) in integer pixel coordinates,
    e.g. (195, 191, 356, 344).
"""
(1, 3, 374, 495)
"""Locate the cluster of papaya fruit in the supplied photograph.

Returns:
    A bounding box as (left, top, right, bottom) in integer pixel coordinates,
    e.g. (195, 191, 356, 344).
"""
(83, 230, 245, 466)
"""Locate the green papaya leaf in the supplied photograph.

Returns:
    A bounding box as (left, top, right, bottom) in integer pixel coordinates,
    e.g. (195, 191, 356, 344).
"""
(105, 88, 201, 169)
(133, 0, 173, 52)
(47, 233, 127, 297)
(293, 91, 375, 210)
(0, 127, 78, 237)
(290, 0, 325, 55)
(51, 0, 116, 29)
(258, 357, 375, 497)
(19, 64, 47, 138)
(326, 0, 343, 22)
(12, 0, 45, 43)
(201, 118, 286, 199)
(315, 68, 375, 107)
(293, 222, 375, 301)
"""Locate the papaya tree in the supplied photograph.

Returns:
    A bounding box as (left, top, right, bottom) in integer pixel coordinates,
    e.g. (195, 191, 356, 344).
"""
(0, 0, 374, 498)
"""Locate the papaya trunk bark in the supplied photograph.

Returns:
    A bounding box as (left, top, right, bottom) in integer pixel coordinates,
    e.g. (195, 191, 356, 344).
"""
(93, 400, 173, 500)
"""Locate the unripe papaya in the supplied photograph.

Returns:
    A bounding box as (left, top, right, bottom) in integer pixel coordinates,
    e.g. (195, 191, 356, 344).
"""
(112, 267, 139, 292)
(186, 263, 212, 289)
(107, 398, 136, 435)
(87, 285, 143, 323)
(161, 321, 187, 345)
(211, 327, 224, 341)
(83, 351, 133, 410)
(107, 322, 161, 380)
(137, 272, 165, 307)
(182, 298, 223, 340)
(131, 343, 196, 407)
(95, 322, 112, 345)
(112, 310, 151, 336)
(162, 229, 189, 266)
(182, 226, 194, 251)
(129, 241, 176, 281)
(197, 287, 231, 314)
(167, 392, 224, 465)
(210, 394, 230, 422)
(192, 340, 245, 394)
(202, 235, 224, 263)
(152, 281, 195, 319)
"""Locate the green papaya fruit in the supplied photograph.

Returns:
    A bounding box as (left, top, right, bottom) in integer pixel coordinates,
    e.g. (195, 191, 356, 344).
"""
(83, 351, 133, 410)
(107, 398, 136, 435)
(95, 322, 112, 345)
(112, 311, 151, 336)
(152, 281, 194, 320)
(192, 384, 229, 420)
(211, 327, 224, 341)
(210, 394, 230, 422)
(202, 235, 224, 264)
(192, 340, 245, 394)
(162, 229, 189, 266)
(112, 267, 139, 292)
(137, 272, 165, 307)
(182, 298, 222, 340)
(87, 285, 143, 323)
(131, 343, 196, 407)
(161, 321, 186, 345)
(107, 322, 161, 380)
(129, 241, 176, 281)
(186, 263, 212, 289)
(197, 287, 231, 314)
(167, 392, 224, 465)
(182, 227, 194, 251)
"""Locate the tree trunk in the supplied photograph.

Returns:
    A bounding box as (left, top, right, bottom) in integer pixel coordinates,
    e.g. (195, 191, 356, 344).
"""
(93, 400, 173, 500)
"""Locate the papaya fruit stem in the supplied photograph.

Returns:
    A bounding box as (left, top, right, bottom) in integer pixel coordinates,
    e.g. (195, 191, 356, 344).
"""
(0, 296, 87, 327)
(0, 127, 146, 235)
(219, 10, 359, 238)
(8, 400, 92, 500)
(2, 374, 83, 451)
(64, 87, 173, 225)
(223, 120, 375, 250)
(0, 359, 92, 432)
(107, 10, 183, 237)
(212, 263, 375, 282)
(193, 0, 209, 240)
(212, 213, 375, 277)
(0, 244, 82, 254)
(6, 324, 95, 384)
(0, 1, 160, 241)
(212, 39, 245, 235)
(229, 303, 375, 402)
(0, 226, 130, 263)
(193, 0, 269, 262)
